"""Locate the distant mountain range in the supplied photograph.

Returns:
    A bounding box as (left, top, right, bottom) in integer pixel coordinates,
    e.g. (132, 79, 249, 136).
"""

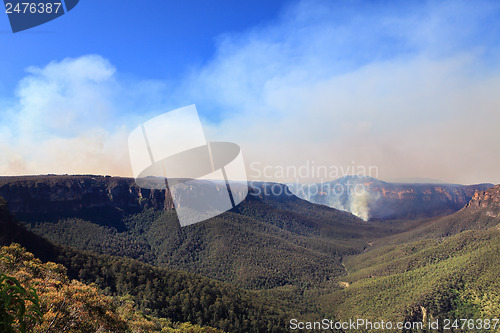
(0, 175, 374, 289)
(0, 175, 492, 225)
(0, 174, 498, 331)
(319, 184, 500, 323)
(288, 175, 493, 220)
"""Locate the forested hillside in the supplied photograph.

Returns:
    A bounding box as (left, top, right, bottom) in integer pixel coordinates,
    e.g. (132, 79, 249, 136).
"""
(1, 177, 499, 332)
(2, 176, 393, 289)
(320, 186, 500, 331)
(0, 197, 305, 332)
(0, 243, 223, 332)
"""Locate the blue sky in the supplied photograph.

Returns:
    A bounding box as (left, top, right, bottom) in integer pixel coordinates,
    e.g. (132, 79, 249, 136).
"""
(0, 0, 291, 94)
(1, 0, 500, 184)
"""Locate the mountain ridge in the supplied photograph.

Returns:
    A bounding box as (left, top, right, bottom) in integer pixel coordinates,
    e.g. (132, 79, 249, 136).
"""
(289, 175, 493, 220)
(0, 197, 298, 332)
(0, 175, 385, 290)
(319, 182, 500, 326)
(1, 174, 499, 331)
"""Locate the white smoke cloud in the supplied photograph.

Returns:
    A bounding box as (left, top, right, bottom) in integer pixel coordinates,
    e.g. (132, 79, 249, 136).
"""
(0, 55, 131, 176)
(1, 1, 500, 185)
(349, 191, 370, 221)
(348, 188, 380, 222)
(186, 0, 500, 185)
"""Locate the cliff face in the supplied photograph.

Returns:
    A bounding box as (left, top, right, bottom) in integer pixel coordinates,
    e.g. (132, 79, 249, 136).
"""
(464, 184, 500, 217)
(0, 175, 254, 228)
(0, 175, 174, 227)
(366, 182, 493, 220)
(289, 176, 494, 220)
(1, 175, 495, 225)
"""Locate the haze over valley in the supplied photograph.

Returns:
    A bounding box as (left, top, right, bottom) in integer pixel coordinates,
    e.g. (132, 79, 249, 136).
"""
(1, 0, 500, 331)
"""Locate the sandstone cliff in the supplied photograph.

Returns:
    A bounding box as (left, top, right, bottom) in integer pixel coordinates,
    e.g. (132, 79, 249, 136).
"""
(289, 176, 493, 220)
(0, 175, 174, 228)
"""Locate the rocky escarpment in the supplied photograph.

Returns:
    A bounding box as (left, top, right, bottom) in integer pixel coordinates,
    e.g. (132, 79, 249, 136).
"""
(403, 183, 500, 238)
(366, 181, 494, 220)
(464, 184, 500, 217)
(289, 176, 494, 220)
(0, 175, 175, 228)
(0, 175, 253, 228)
